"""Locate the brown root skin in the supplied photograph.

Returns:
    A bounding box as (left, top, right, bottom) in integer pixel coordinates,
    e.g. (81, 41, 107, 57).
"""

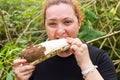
(30, 44, 70, 65)
(20, 39, 70, 65)
(20, 45, 46, 63)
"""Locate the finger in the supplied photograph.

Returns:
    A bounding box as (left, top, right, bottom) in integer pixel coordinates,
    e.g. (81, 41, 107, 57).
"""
(16, 72, 33, 80)
(13, 59, 27, 67)
(70, 45, 79, 53)
(71, 44, 86, 54)
(81, 44, 88, 50)
(14, 65, 35, 79)
(71, 38, 82, 47)
(67, 38, 82, 47)
(23, 72, 33, 79)
(22, 68, 35, 75)
(80, 44, 88, 53)
(20, 65, 35, 73)
(66, 37, 73, 44)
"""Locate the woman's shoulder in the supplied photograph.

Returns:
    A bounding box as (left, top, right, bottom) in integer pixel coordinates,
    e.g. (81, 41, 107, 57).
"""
(86, 44, 111, 64)
(87, 44, 107, 55)
(87, 44, 117, 79)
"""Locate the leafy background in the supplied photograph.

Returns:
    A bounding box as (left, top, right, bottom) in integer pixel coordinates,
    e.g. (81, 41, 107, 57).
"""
(0, 0, 120, 80)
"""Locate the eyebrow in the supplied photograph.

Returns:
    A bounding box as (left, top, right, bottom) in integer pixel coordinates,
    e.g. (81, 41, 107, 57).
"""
(47, 17, 72, 21)
(63, 17, 72, 20)
(47, 18, 57, 21)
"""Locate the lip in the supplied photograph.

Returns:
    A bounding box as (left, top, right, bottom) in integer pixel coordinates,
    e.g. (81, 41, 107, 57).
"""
(55, 36, 70, 39)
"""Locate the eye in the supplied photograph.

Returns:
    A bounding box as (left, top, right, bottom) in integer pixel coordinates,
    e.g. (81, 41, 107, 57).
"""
(64, 20, 73, 26)
(48, 22, 57, 27)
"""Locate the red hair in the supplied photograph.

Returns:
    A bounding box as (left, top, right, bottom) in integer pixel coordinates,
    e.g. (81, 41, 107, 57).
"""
(42, 0, 83, 24)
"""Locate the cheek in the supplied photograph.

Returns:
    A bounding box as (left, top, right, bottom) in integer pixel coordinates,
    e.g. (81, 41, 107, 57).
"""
(67, 25, 79, 37)
(46, 27, 56, 39)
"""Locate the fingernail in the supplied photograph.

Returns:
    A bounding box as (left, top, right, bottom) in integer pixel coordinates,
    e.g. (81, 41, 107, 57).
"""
(20, 64, 23, 66)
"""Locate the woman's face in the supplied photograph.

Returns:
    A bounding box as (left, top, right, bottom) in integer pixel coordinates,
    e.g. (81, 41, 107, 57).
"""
(45, 3, 81, 57)
(45, 3, 81, 40)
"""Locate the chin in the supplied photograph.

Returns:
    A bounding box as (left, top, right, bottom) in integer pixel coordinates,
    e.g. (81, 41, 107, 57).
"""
(57, 51, 72, 57)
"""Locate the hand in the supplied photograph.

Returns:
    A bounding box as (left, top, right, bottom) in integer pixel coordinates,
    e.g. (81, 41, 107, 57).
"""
(67, 38, 94, 70)
(13, 59, 35, 80)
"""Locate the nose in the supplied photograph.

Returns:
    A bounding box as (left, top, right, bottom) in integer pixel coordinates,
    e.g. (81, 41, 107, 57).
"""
(56, 24, 66, 36)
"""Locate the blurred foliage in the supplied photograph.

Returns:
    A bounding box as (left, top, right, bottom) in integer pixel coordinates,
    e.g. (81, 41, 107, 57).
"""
(0, 0, 120, 80)
(79, 0, 120, 79)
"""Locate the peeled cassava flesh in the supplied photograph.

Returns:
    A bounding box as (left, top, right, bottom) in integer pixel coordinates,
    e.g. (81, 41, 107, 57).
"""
(20, 39, 70, 65)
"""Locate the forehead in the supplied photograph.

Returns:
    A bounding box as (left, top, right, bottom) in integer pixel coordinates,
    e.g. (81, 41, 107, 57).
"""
(46, 3, 76, 20)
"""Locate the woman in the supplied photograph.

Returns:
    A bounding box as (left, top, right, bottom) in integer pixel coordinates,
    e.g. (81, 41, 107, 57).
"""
(13, 0, 117, 80)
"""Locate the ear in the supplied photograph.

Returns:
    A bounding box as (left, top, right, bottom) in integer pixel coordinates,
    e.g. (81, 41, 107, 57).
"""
(78, 16, 82, 29)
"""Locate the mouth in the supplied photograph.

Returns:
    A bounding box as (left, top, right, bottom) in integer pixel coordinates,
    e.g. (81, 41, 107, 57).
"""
(55, 37, 71, 53)
(55, 36, 70, 39)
